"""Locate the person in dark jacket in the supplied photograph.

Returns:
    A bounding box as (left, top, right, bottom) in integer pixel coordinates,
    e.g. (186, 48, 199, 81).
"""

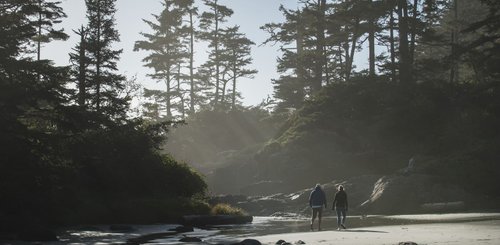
(309, 184, 327, 231)
(332, 185, 348, 230)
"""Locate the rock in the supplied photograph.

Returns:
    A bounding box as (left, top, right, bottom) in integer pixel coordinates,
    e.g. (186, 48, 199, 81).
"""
(360, 174, 468, 214)
(274, 240, 292, 245)
(168, 225, 194, 233)
(17, 228, 58, 242)
(398, 242, 417, 245)
(179, 236, 202, 242)
(236, 239, 262, 245)
(295, 240, 306, 244)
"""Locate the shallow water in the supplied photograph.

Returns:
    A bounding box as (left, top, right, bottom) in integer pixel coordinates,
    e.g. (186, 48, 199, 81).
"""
(3, 213, 500, 244)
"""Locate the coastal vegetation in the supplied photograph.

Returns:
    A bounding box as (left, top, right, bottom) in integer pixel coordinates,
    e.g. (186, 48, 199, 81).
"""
(1, 0, 499, 238)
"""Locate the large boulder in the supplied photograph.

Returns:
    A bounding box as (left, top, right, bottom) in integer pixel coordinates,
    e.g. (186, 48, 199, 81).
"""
(360, 174, 468, 214)
(233, 239, 262, 245)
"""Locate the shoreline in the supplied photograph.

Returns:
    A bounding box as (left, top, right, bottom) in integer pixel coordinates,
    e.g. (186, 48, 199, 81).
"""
(247, 219, 500, 245)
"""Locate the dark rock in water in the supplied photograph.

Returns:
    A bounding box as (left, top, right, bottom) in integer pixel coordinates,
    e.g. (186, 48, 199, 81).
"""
(109, 224, 134, 232)
(18, 228, 58, 242)
(274, 240, 292, 245)
(235, 239, 262, 245)
(179, 236, 202, 242)
(169, 225, 194, 233)
(295, 240, 306, 244)
(182, 215, 253, 227)
(398, 242, 417, 245)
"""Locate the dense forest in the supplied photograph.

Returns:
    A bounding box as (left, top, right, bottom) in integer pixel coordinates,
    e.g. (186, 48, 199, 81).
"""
(0, 0, 210, 232)
(1, 0, 500, 235)
(164, 0, 500, 203)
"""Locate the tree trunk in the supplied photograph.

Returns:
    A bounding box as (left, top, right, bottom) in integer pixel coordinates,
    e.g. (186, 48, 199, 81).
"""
(166, 68, 172, 118)
(346, 18, 360, 80)
(189, 9, 195, 113)
(368, 0, 376, 77)
(37, 0, 42, 61)
(397, 0, 412, 83)
(449, 0, 458, 83)
(96, 0, 102, 112)
(390, 8, 397, 82)
(409, 0, 419, 65)
(231, 51, 237, 109)
(214, 0, 220, 108)
(338, 45, 344, 80)
(177, 63, 185, 119)
(313, 0, 326, 92)
(221, 74, 227, 107)
(78, 26, 87, 108)
(296, 10, 305, 99)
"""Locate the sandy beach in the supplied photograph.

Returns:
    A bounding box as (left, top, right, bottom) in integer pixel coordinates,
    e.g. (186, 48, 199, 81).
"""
(249, 216, 500, 245)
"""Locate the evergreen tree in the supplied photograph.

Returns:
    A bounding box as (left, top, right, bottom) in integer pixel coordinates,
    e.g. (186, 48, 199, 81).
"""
(199, 0, 233, 108)
(397, 0, 412, 83)
(187, 4, 198, 114)
(219, 26, 257, 109)
(33, 0, 68, 61)
(261, 7, 307, 111)
(0, 0, 71, 223)
(85, 0, 128, 120)
(135, 0, 194, 118)
(69, 26, 90, 108)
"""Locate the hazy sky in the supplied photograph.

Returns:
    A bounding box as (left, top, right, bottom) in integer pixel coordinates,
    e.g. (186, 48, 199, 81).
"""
(44, 0, 307, 106)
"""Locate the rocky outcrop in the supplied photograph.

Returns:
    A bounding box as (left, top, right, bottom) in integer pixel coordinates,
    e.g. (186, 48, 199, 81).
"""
(360, 174, 469, 214)
(213, 173, 470, 216)
(213, 175, 382, 216)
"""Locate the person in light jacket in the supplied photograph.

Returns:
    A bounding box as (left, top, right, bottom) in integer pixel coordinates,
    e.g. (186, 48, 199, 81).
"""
(309, 184, 327, 231)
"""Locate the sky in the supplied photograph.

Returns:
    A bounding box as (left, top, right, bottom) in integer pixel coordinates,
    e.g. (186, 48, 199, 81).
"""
(44, 0, 306, 106)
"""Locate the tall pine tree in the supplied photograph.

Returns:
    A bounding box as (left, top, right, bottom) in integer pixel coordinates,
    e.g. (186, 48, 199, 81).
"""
(85, 0, 127, 121)
(199, 0, 233, 108)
